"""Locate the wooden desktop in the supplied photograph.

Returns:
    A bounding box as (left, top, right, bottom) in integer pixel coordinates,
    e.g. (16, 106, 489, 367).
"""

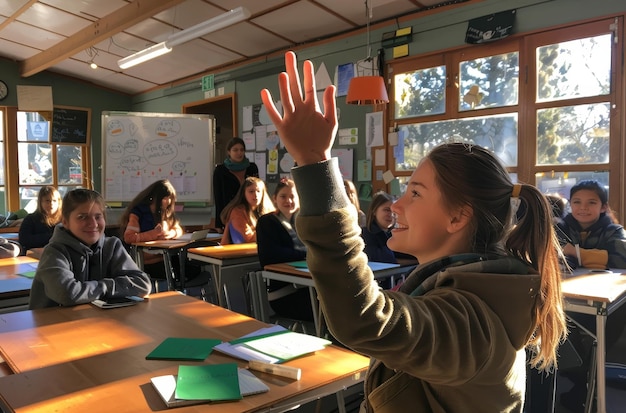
(0, 291, 369, 413)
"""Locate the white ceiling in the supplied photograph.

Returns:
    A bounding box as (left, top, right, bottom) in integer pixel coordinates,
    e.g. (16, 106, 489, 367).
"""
(0, 0, 474, 95)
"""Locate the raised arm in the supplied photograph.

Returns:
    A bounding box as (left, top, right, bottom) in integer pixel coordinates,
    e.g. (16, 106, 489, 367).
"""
(260, 51, 338, 167)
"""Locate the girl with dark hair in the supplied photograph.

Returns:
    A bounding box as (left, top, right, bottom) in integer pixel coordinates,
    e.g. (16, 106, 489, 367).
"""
(361, 191, 397, 264)
(260, 51, 567, 412)
(120, 180, 183, 270)
(19, 185, 62, 251)
(555, 180, 626, 412)
(220, 176, 273, 244)
(29, 189, 151, 309)
(556, 180, 626, 269)
(213, 137, 259, 231)
(256, 178, 312, 321)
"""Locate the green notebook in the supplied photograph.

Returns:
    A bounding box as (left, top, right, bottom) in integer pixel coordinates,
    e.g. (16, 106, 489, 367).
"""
(175, 363, 241, 401)
(146, 337, 221, 361)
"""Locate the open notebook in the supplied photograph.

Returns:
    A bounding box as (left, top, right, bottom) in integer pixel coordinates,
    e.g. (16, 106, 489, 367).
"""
(151, 368, 269, 408)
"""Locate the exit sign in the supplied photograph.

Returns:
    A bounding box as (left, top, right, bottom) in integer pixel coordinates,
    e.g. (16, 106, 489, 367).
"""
(202, 74, 214, 91)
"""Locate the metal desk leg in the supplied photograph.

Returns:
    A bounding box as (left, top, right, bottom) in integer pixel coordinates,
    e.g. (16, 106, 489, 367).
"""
(308, 286, 323, 337)
(161, 251, 177, 291)
(133, 245, 144, 270)
(594, 310, 607, 413)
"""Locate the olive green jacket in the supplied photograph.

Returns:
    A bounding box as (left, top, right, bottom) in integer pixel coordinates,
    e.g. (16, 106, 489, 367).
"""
(292, 159, 540, 413)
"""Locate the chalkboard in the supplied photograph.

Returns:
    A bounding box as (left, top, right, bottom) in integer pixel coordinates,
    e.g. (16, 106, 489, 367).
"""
(102, 112, 215, 203)
(51, 106, 90, 144)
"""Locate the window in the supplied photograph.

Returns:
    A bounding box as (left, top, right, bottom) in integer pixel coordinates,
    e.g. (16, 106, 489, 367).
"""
(387, 18, 622, 216)
(0, 110, 5, 213)
(2, 108, 91, 213)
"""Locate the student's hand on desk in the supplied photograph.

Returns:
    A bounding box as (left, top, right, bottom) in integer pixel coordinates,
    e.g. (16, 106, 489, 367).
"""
(562, 243, 577, 257)
(260, 51, 338, 166)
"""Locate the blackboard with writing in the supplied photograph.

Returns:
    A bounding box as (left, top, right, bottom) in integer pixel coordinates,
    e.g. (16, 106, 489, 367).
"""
(51, 106, 90, 144)
(102, 112, 215, 203)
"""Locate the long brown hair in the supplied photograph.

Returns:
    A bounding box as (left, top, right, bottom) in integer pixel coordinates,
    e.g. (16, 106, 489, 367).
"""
(366, 191, 393, 231)
(119, 179, 180, 236)
(37, 186, 62, 227)
(427, 143, 566, 371)
(220, 177, 273, 227)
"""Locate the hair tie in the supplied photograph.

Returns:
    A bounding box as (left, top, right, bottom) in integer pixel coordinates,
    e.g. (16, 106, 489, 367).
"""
(511, 183, 522, 198)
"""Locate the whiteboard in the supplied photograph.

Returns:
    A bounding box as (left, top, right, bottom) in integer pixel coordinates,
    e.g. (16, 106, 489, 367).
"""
(102, 112, 215, 203)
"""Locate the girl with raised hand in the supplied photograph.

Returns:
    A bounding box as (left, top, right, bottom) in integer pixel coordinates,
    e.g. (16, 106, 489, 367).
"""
(220, 176, 273, 244)
(260, 51, 566, 412)
(29, 189, 151, 309)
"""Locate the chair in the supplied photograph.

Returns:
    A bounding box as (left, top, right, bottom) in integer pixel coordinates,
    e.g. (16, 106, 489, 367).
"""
(177, 239, 220, 291)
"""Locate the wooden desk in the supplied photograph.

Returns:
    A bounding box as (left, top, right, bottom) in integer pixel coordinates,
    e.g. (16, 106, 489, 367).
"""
(253, 261, 417, 337)
(0, 291, 368, 413)
(562, 270, 626, 413)
(0, 256, 38, 313)
(133, 233, 222, 291)
(187, 243, 260, 314)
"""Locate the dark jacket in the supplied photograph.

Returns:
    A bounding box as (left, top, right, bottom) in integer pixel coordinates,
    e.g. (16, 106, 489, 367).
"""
(293, 158, 540, 413)
(213, 163, 258, 229)
(29, 226, 152, 309)
(361, 221, 397, 264)
(19, 211, 56, 250)
(556, 213, 626, 268)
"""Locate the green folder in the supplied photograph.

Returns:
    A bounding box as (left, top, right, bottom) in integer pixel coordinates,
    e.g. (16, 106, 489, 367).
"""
(175, 363, 242, 401)
(146, 337, 221, 361)
(288, 260, 308, 268)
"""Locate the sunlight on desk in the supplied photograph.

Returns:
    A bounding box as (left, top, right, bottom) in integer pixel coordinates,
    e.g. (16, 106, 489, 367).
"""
(174, 300, 252, 327)
(562, 272, 626, 302)
(0, 318, 151, 373)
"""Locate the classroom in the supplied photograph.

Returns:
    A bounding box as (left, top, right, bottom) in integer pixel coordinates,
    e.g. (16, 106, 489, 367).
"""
(1, 0, 626, 412)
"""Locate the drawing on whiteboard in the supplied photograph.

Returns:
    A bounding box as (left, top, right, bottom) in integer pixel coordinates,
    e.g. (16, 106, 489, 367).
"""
(102, 113, 214, 203)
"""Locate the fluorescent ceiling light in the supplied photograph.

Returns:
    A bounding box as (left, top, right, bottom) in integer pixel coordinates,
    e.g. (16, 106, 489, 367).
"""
(117, 6, 250, 70)
(118, 42, 172, 69)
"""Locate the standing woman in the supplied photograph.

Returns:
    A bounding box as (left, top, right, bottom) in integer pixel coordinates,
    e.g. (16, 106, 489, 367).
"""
(19, 186, 62, 252)
(120, 180, 183, 268)
(29, 189, 151, 309)
(256, 178, 312, 321)
(220, 176, 273, 244)
(213, 137, 259, 231)
(261, 51, 566, 412)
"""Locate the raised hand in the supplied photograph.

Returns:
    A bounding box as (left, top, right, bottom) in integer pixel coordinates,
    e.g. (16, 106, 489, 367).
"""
(260, 51, 338, 166)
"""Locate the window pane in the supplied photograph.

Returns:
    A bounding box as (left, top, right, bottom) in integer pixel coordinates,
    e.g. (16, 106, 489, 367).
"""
(20, 187, 41, 211)
(537, 34, 611, 102)
(535, 171, 609, 200)
(459, 51, 519, 111)
(394, 113, 518, 171)
(17, 111, 50, 141)
(0, 112, 4, 187)
(394, 65, 446, 119)
(19, 142, 53, 185)
(57, 145, 83, 184)
(536, 103, 610, 165)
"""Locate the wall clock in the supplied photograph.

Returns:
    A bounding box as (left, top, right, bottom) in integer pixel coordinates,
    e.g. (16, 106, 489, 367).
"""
(0, 80, 8, 101)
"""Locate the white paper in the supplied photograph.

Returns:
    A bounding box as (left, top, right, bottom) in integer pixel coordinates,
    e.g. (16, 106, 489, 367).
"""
(365, 111, 384, 147)
(374, 149, 386, 166)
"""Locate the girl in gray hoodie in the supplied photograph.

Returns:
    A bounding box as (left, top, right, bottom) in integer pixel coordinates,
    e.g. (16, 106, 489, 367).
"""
(29, 189, 151, 309)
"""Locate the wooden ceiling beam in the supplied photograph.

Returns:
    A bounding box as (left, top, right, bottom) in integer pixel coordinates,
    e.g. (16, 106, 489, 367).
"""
(20, 0, 186, 77)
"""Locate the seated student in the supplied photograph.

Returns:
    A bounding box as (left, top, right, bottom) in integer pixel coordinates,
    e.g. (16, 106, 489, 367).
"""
(361, 191, 399, 264)
(29, 189, 151, 309)
(220, 176, 273, 244)
(120, 180, 183, 278)
(344, 179, 366, 227)
(19, 186, 62, 252)
(556, 180, 626, 412)
(256, 178, 312, 321)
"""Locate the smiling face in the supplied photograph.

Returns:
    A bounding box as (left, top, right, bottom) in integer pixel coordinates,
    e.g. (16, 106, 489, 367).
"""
(227, 143, 246, 163)
(274, 185, 299, 218)
(570, 188, 606, 229)
(62, 201, 105, 246)
(388, 159, 471, 263)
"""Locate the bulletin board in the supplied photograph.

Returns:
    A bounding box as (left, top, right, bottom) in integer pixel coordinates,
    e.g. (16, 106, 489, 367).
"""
(102, 112, 215, 203)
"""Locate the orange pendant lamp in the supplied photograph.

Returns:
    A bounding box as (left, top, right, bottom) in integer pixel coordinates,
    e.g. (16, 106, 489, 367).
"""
(346, 0, 389, 105)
